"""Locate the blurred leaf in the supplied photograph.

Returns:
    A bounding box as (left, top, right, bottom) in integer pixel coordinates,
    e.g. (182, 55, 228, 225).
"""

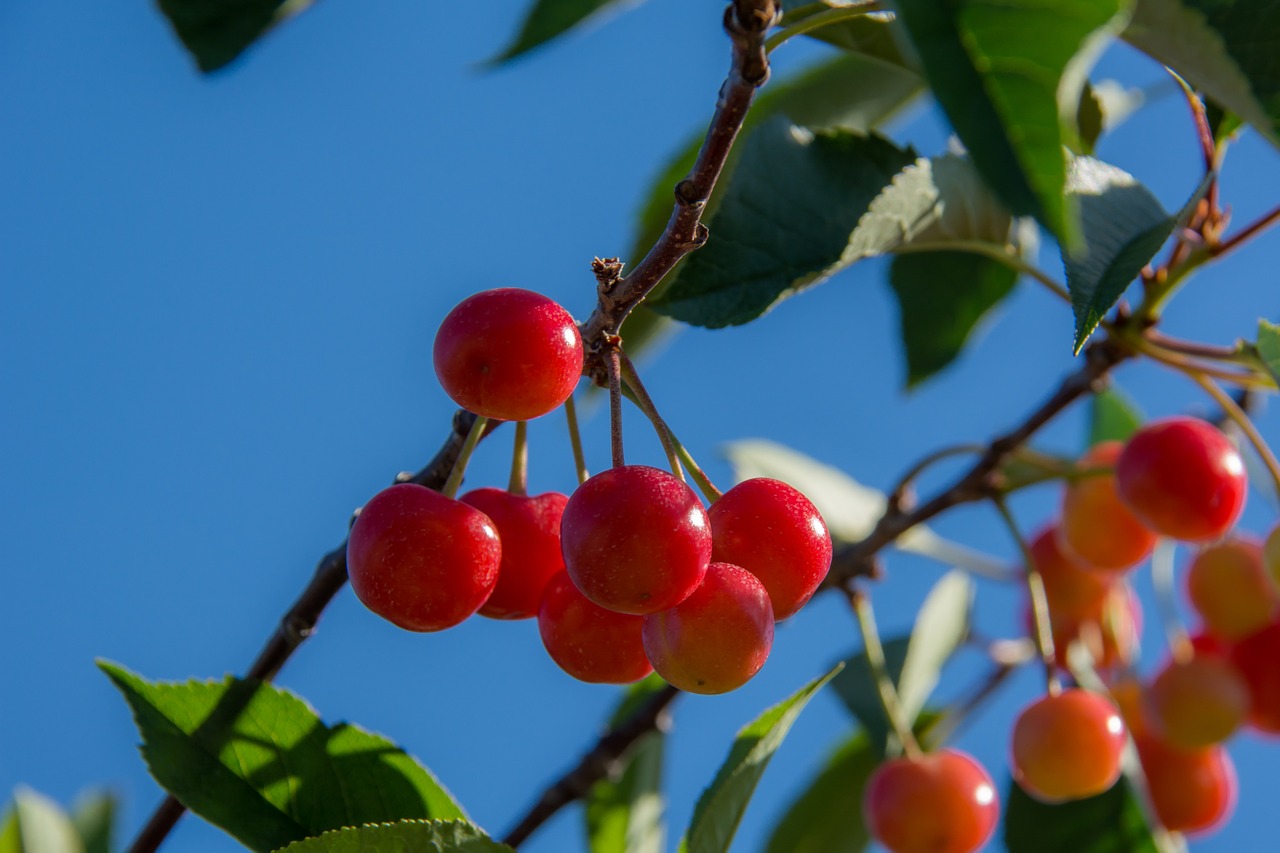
(585, 676, 668, 853)
(832, 637, 910, 750)
(0, 788, 83, 853)
(890, 251, 1019, 387)
(1258, 319, 1280, 386)
(1123, 0, 1280, 147)
(679, 666, 842, 853)
(70, 793, 115, 853)
(489, 0, 644, 66)
(1089, 386, 1145, 447)
(778, 2, 915, 64)
(157, 0, 314, 73)
(1207, 102, 1246, 142)
(763, 732, 874, 853)
(271, 820, 510, 853)
(1076, 81, 1107, 154)
(100, 661, 465, 853)
(1004, 776, 1159, 853)
(892, 0, 1127, 244)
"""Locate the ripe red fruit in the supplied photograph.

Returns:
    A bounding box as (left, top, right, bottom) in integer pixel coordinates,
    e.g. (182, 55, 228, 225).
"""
(1143, 655, 1249, 749)
(863, 748, 998, 853)
(561, 465, 711, 615)
(1229, 620, 1280, 733)
(1187, 536, 1277, 641)
(1115, 417, 1246, 541)
(1136, 736, 1237, 835)
(1011, 689, 1126, 802)
(708, 477, 832, 620)
(1265, 524, 1280, 588)
(347, 483, 500, 632)
(641, 563, 773, 694)
(432, 288, 583, 421)
(1058, 441, 1157, 571)
(459, 488, 568, 620)
(537, 571, 652, 684)
(1028, 525, 1114, 626)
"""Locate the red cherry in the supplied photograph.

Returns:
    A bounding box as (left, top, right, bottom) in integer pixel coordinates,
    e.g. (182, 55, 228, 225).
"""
(561, 465, 711, 615)
(1011, 689, 1126, 802)
(708, 478, 832, 620)
(1187, 536, 1278, 641)
(863, 748, 998, 853)
(433, 288, 583, 421)
(1115, 417, 1246, 542)
(641, 563, 774, 694)
(1143, 654, 1249, 749)
(459, 488, 568, 620)
(1027, 525, 1114, 626)
(1059, 441, 1157, 571)
(1265, 524, 1280, 587)
(347, 483, 500, 632)
(1229, 620, 1280, 733)
(1136, 736, 1237, 835)
(537, 571, 652, 684)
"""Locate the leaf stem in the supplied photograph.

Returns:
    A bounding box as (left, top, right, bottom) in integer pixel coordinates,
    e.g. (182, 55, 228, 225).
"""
(992, 497, 1061, 695)
(765, 1, 882, 52)
(1127, 334, 1274, 390)
(898, 241, 1071, 304)
(507, 420, 528, 496)
(563, 396, 589, 486)
(443, 415, 489, 499)
(847, 587, 924, 759)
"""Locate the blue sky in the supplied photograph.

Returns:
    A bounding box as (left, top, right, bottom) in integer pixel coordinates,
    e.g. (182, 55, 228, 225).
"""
(2, 1, 1278, 851)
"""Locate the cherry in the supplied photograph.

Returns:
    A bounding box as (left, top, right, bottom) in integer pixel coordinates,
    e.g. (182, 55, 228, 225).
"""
(347, 483, 500, 632)
(561, 465, 711, 615)
(1136, 736, 1237, 835)
(863, 748, 998, 853)
(641, 562, 773, 694)
(1229, 620, 1280, 733)
(1143, 654, 1249, 749)
(708, 477, 832, 620)
(1186, 536, 1277, 641)
(1265, 524, 1280, 589)
(1030, 583, 1138, 673)
(1010, 688, 1126, 802)
(537, 571, 652, 684)
(1115, 416, 1246, 542)
(1058, 441, 1157, 571)
(1027, 525, 1114, 626)
(432, 288, 583, 421)
(459, 487, 568, 620)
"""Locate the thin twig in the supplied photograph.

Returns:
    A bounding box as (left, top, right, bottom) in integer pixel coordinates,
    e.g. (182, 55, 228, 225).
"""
(618, 352, 685, 480)
(992, 497, 1061, 695)
(1212, 202, 1280, 259)
(846, 587, 922, 759)
(607, 345, 626, 469)
(564, 396, 590, 485)
(508, 420, 528, 496)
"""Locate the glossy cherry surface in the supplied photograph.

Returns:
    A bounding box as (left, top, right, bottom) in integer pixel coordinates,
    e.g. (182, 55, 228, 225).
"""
(1137, 737, 1237, 836)
(864, 749, 999, 853)
(460, 487, 568, 620)
(1229, 620, 1280, 733)
(1059, 441, 1157, 571)
(1011, 689, 1126, 803)
(1144, 655, 1249, 749)
(537, 571, 652, 684)
(1029, 525, 1114, 626)
(1187, 536, 1277, 641)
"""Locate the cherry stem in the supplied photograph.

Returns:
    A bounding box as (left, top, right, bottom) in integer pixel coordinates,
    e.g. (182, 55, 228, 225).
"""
(507, 420, 528, 496)
(1151, 539, 1193, 664)
(672, 436, 724, 503)
(607, 346, 626, 469)
(992, 497, 1061, 696)
(1186, 369, 1280, 497)
(1212, 202, 1280, 259)
(847, 587, 924, 760)
(442, 415, 489, 499)
(1129, 334, 1273, 389)
(563, 396, 589, 486)
(929, 661, 1021, 746)
(617, 352, 685, 482)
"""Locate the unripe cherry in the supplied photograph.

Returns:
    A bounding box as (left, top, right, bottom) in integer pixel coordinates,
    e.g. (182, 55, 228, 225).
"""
(537, 571, 652, 684)
(1115, 416, 1246, 542)
(1186, 536, 1277, 641)
(433, 288, 583, 421)
(708, 477, 832, 620)
(1028, 525, 1114, 626)
(863, 748, 998, 853)
(561, 465, 711, 615)
(1058, 441, 1157, 571)
(1229, 620, 1280, 733)
(1011, 689, 1126, 802)
(347, 483, 500, 632)
(1143, 655, 1249, 749)
(1136, 736, 1237, 835)
(641, 563, 773, 694)
(459, 488, 568, 620)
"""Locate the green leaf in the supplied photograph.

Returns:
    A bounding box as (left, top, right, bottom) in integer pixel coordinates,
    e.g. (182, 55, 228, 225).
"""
(157, 0, 313, 73)
(271, 820, 511, 853)
(488, 0, 644, 65)
(831, 637, 910, 749)
(890, 251, 1019, 386)
(680, 666, 842, 853)
(1089, 385, 1145, 446)
(70, 793, 115, 853)
(1123, 0, 1280, 147)
(585, 676, 668, 853)
(99, 661, 466, 853)
(1258, 319, 1280, 386)
(778, 3, 916, 64)
(1076, 81, 1108, 154)
(1004, 776, 1159, 852)
(1, 788, 84, 853)
(763, 733, 875, 853)
(892, 0, 1127, 243)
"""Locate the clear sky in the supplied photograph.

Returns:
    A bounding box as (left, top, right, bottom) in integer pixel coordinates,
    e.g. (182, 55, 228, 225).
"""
(2, 2, 1278, 851)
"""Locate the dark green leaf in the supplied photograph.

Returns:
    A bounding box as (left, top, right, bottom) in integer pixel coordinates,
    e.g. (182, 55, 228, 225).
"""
(271, 820, 511, 853)
(778, 3, 916, 64)
(99, 661, 466, 853)
(1123, 0, 1280, 147)
(70, 793, 115, 853)
(0, 788, 83, 853)
(585, 676, 668, 853)
(1207, 102, 1246, 142)
(763, 733, 875, 853)
(488, 0, 643, 65)
(892, 0, 1126, 243)
(890, 251, 1019, 386)
(157, 0, 313, 73)
(1004, 776, 1159, 853)
(1089, 386, 1145, 447)
(1076, 81, 1107, 154)
(648, 121, 914, 328)
(680, 665, 842, 853)
(1258, 319, 1280, 386)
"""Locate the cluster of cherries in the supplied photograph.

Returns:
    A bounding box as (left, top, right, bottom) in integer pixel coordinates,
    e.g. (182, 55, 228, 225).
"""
(345, 288, 834, 695)
(866, 415, 1280, 852)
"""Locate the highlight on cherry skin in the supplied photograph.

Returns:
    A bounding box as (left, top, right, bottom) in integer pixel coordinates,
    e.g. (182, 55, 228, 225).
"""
(347, 483, 501, 632)
(863, 748, 999, 853)
(1010, 688, 1126, 803)
(459, 487, 568, 620)
(537, 571, 653, 685)
(432, 287, 584, 422)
